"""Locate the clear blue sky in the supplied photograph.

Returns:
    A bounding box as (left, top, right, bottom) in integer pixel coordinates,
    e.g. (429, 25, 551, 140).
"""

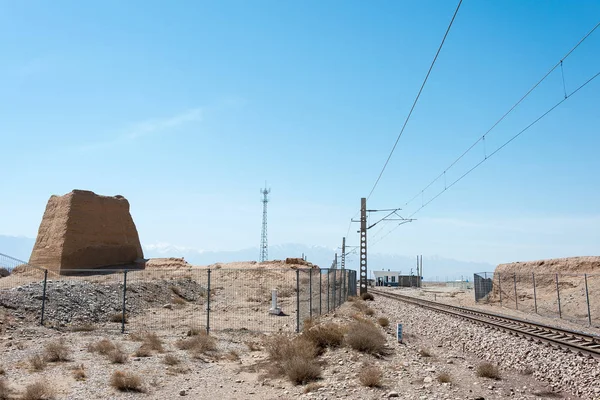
(1, 1, 599, 266)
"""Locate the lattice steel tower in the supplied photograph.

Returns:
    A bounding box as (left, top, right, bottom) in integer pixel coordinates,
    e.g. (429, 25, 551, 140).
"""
(259, 186, 271, 262)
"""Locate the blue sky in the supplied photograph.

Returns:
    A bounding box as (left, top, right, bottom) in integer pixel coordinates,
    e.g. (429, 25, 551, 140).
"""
(1, 1, 599, 267)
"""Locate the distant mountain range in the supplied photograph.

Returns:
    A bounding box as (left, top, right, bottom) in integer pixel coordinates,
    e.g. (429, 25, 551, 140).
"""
(0, 235, 494, 280)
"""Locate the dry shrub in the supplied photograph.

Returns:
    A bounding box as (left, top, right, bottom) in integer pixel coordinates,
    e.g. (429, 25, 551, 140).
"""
(108, 348, 128, 364)
(109, 312, 127, 323)
(304, 382, 323, 393)
(29, 354, 47, 371)
(169, 285, 183, 297)
(224, 350, 240, 361)
(134, 345, 152, 357)
(245, 341, 261, 352)
(265, 335, 321, 385)
(347, 296, 359, 302)
(283, 356, 321, 385)
(176, 332, 217, 354)
(346, 320, 386, 354)
(110, 371, 144, 392)
(44, 339, 70, 362)
(163, 354, 180, 366)
(186, 328, 202, 337)
(377, 317, 389, 327)
(23, 380, 54, 400)
(142, 333, 164, 352)
(72, 365, 86, 381)
(303, 323, 346, 352)
(70, 323, 96, 332)
(0, 379, 9, 400)
(361, 292, 374, 301)
(437, 372, 451, 383)
(88, 339, 116, 355)
(476, 362, 500, 380)
(418, 348, 432, 357)
(364, 307, 375, 316)
(358, 365, 383, 387)
(172, 296, 187, 305)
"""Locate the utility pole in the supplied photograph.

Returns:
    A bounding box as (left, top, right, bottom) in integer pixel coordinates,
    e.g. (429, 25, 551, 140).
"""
(359, 198, 367, 294)
(341, 237, 346, 270)
(259, 186, 271, 262)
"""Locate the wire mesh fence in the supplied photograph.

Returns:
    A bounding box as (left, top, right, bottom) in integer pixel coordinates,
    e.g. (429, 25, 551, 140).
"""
(0, 254, 358, 334)
(474, 271, 599, 327)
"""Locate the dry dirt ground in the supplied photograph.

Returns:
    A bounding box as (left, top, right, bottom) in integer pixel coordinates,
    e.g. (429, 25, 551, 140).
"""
(2, 290, 598, 399)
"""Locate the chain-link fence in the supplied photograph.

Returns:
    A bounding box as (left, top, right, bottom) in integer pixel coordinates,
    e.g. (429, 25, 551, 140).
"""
(0, 253, 358, 334)
(474, 271, 599, 327)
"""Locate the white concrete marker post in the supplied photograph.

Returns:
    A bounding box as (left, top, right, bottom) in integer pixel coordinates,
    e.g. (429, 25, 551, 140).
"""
(269, 288, 282, 315)
(396, 323, 403, 343)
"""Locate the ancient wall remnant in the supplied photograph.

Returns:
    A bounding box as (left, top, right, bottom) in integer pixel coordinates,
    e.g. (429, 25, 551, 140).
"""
(29, 190, 144, 273)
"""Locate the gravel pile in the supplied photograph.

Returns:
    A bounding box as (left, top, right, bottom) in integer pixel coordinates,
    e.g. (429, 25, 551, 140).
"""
(0, 278, 207, 326)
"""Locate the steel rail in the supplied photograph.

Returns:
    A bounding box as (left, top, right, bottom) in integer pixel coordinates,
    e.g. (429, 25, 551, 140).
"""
(371, 289, 600, 359)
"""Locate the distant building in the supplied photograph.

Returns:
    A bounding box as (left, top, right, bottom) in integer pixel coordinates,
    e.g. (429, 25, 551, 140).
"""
(372, 269, 421, 287)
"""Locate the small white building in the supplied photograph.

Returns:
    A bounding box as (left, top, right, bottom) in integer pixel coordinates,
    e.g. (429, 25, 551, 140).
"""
(372, 269, 421, 287)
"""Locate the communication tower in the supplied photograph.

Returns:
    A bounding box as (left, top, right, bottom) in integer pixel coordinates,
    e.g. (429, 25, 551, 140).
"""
(259, 186, 271, 262)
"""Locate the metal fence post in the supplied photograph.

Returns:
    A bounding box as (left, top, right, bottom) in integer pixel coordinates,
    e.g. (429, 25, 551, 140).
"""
(333, 268, 337, 310)
(498, 272, 502, 307)
(327, 269, 330, 313)
(319, 269, 322, 316)
(555, 273, 562, 319)
(309, 269, 313, 319)
(532, 272, 538, 314)
(40, 269, 48, 325)
(296, 269, 300, 333)
(121, 270, 128, 334)
(207, 268, 211, 334)
(513, 273, 518, 310)
(584, 274, 591, 326)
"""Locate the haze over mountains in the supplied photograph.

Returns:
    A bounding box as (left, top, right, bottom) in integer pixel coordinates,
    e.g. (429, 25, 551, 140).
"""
(0, 235, 493, 280)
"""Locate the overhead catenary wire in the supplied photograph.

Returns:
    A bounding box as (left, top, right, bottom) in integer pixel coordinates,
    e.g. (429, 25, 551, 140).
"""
(370, 68, 600, 248)
(366, 0, 463, 201)
(402, 21, 600, 209)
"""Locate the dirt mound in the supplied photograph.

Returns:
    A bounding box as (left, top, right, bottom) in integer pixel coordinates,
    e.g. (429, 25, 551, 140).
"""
(496, 256, 600, 275)
(145, 258, 192, 269)
(29, 190, 143, 274)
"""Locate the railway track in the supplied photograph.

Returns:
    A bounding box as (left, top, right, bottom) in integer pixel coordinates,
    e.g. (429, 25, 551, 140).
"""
(370, 288, 600, 359)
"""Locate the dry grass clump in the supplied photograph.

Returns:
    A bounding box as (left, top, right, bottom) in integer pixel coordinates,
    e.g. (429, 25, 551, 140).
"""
(141, 332, 164, 352)
(223, 350, 240, 361)
(172, 296, 187, 305)
(163, 354, 181, 366)
(437, 372, 452, 383)
(347, 296, 359, 302)
(23, 380, 54, 400)
(364, 307, 375, 316)
(476, 362, 500, 380)
(0, 379, 9, 400)
(71, 365, 86, 381)
(265, 335, 321, 385)
(418, 348, 432, 357)
(303, 322, 346, 352)
(358, 365, 383, 387)
(176, 332, 217, 355)
(108, 347, 128, 364)
(29, 354, 47, 372)
(134, 345, 152, 357)
(283, 357, 321, 385)
(304, 382, 323, 393)
(110, 371, 145, 392)
(377, 317, 390, 327)
(70, 323, 96, 332)
(88, 338, 116, 355)
(346, 320, 386, 354)
(109, 312, 127, 323)
(44, 339, 70, 362)
(361, 292, 374, 301)
(186, 328, 202, 337)
(352, 300, 374, 315)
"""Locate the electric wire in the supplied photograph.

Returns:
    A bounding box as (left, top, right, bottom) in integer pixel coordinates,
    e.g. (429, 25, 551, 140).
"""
(366, 0, 463, 201)
(370, 68, 600, 248)
(402, 21, 600, 209)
